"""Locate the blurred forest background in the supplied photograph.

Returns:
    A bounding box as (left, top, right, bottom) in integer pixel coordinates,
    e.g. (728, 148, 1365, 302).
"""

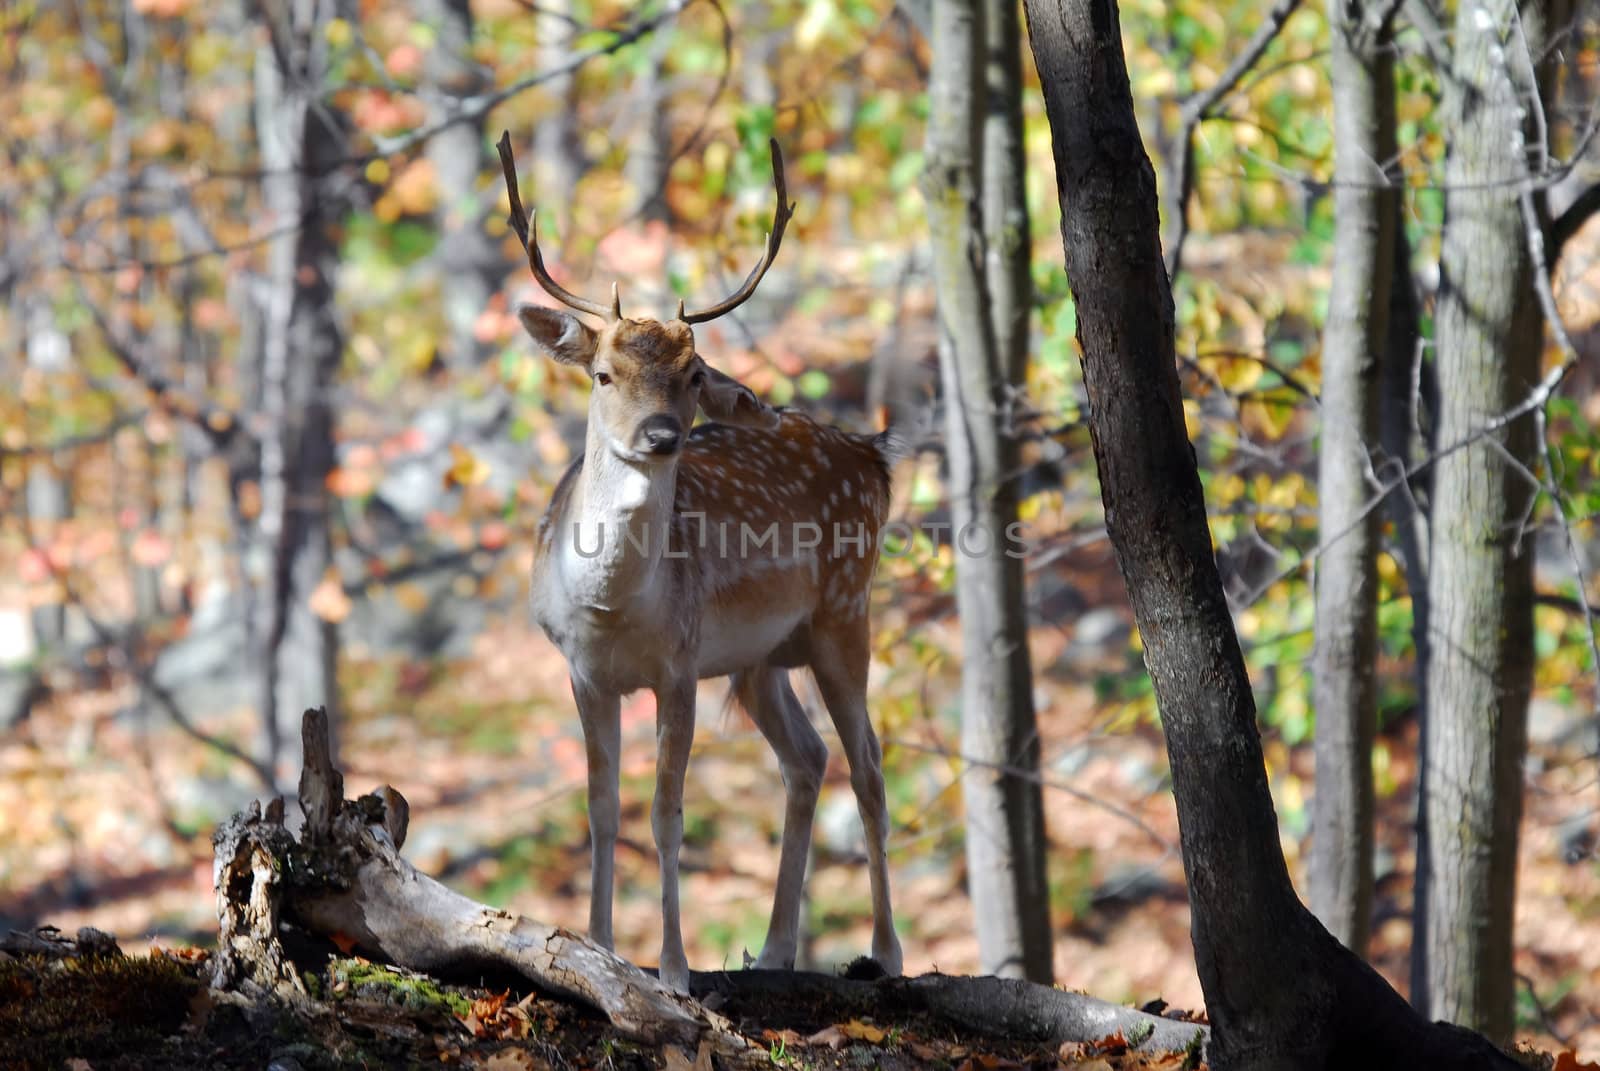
(3, 0, 1600, 1055)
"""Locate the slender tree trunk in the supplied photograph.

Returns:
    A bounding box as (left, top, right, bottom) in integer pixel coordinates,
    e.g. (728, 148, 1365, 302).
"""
(1308, 0, 1398, 954)
(981, 0, 1032, 387)
(1022, 1, 1525, 1066)
(1382, 197, 1440, 1005)
(624, 30, 674, 224)
(420, 0, 501, 371)
(533, 0, 585, 200)
(1419, 0, 1549, 1040)
(254, 5, 346, 778)
(924, 0, 1052, 984)
(24, 299, 70, 651)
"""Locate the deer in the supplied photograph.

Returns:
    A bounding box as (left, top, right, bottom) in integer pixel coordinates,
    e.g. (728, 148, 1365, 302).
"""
(495, 133, 903, 993)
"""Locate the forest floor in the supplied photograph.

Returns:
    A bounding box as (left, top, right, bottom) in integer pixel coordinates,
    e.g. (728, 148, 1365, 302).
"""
(1, 550, 1597, 1061)
(0, 943, 1217, 1071)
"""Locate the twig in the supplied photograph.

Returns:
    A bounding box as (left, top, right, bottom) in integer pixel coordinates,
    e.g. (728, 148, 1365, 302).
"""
(1163, 0, 1304, 279)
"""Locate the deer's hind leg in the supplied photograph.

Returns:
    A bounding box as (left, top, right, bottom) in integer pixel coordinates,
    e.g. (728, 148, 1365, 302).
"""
(735, 664, 828, 970)
(808, 621, 903, 975)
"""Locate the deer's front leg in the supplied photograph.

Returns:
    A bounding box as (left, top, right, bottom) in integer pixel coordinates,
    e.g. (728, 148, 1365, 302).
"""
(651, 677, 697, 992)
(573, 681, 622, 951)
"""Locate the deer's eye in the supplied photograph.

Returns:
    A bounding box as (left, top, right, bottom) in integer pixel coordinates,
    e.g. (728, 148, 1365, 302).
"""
(691, 369, 706, 388)
(594, 372, 612, 387)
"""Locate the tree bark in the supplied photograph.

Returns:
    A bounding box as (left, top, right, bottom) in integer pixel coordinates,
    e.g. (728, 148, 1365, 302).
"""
(420, 0, 502, 370)
(981, 0, 1033, 387)
(1021, 0, 1526, 1065)
(1308, 0, 1398, 954)
(254, 6, 346, 778)
(923, 0, 1053, 984)
(1419, 0, 1549, 1041)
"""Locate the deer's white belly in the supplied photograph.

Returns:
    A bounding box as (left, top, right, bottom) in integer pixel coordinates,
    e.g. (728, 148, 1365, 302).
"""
(695, 603, 808, 679)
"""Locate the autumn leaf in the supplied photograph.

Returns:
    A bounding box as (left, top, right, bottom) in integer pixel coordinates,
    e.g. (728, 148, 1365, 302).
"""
(326, 466, 376, 498)
(308, 571, 353, 623)
(838, 1019, 888, 1043)
(804, 1025, 850, 1050)
(131, 529, 172, 567)
(479, 520, 511, 551)
(470, 989, 510, 1021)
(1088, 1030, 1131, 1055)
(445, 443, 491, 489)
(1555, 1052, 1600, 1071)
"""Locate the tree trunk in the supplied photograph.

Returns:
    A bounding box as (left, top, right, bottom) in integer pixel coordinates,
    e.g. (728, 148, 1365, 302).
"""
(1021, 1, 1525, 1065)
(981, 0, 1033, 387)
(624, 30, 674, 224)
(1382, 186, 1441, 1008)
(1307, 0, 1398, 954)
(533, 0, 586, 200)
(1418, 0, 1549, 1041)
(421, 0, 502, 371)
(254, 9, 346, 779)
(923, 0, 1053, 984)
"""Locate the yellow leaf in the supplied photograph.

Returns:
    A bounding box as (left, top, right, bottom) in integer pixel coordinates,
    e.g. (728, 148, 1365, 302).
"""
(445, 444, 491, 489)
(839, 1020, 887, 1043)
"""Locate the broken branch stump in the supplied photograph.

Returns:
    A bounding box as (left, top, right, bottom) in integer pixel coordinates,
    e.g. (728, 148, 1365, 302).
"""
(211, 707, 704, 1046)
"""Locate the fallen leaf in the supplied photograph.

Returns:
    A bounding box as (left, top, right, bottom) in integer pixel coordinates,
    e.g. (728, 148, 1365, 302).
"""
(761, 1028, 804, 1047)
(328, 931, 359, 954)
(1089, 1031, 1130, 1056)
(805, 1025, 850, 1050)
(838, 1019, 888, 1043)
(1556, 1052, 1600, 1071)
(471, 990, 510, 1021)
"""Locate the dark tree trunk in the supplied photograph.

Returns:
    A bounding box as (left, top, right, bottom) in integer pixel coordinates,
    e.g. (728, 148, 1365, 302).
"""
(1418, 0, 1550, 1041)
(981, 0, 1033, 388)
(1308, 0, 1398, 954)
(1021, 0, 1526, 1066)
(254, 8, 346, 779)
(923, 0, 1052, 984)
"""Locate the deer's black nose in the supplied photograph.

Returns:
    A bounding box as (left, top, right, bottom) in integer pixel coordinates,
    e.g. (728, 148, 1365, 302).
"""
(640, 415, 683, 456)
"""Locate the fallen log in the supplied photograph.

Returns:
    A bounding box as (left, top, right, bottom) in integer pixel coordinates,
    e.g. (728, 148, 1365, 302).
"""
(210, 707, 1207, 1060)
(211, 708, 707, 1047)
(690, 969, 1208, 1054)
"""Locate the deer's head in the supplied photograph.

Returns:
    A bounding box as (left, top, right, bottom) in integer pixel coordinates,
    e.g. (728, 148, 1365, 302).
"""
(502, 134, 792, 465)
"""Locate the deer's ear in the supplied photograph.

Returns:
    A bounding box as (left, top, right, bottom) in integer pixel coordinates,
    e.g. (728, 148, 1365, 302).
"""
(519, 306, 598, 367)
(697, 364, 780, 430)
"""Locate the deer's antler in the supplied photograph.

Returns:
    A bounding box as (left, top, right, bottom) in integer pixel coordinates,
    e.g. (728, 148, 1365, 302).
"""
(497, 131, 622, 321)
(679, 138, 794, 325)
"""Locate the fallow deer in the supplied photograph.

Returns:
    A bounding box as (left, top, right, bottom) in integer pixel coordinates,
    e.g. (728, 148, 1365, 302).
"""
(496, 133, 903, 992)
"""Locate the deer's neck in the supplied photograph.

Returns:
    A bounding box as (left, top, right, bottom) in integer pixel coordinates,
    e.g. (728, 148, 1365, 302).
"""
(558, 424, 678, 613)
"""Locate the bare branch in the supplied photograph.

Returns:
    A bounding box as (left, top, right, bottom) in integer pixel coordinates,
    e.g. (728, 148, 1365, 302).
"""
(1162, 0, 1304, 279)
